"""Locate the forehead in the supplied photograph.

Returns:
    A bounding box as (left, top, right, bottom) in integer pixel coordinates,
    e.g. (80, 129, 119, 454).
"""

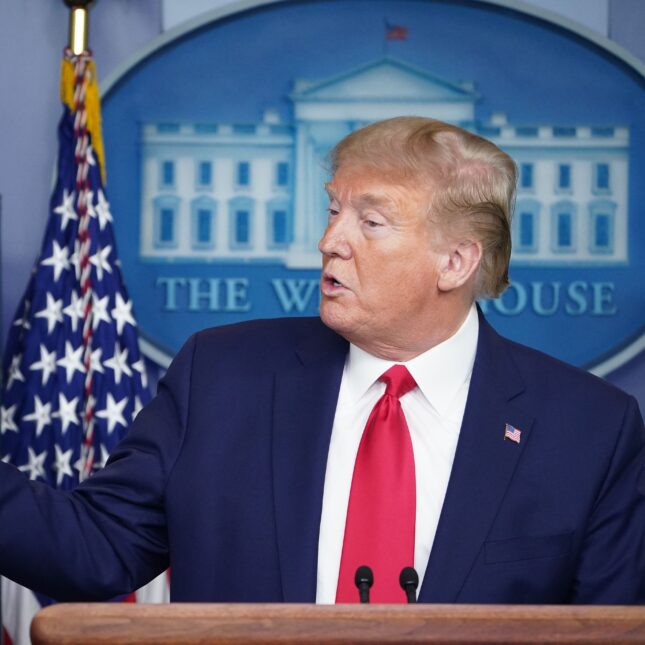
(326, 165, 427, 207)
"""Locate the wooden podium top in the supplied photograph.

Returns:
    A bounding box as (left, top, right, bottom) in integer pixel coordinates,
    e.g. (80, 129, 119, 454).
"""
(30, 602, 645, 644)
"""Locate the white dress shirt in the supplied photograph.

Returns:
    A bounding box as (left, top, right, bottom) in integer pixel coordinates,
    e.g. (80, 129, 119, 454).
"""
(316, 304, 479, 603)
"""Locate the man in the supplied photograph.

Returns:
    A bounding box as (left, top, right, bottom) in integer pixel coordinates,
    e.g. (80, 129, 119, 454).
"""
(0, 117, 643, 604)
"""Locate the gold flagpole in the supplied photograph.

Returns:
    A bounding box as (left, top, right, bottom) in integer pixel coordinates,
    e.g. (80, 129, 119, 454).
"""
(64, 0, 95, 54)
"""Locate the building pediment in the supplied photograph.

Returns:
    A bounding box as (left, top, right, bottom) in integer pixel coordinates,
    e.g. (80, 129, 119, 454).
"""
(291, 57, 477, 103)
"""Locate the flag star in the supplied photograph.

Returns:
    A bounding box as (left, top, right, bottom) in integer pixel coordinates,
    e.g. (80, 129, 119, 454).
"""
(132, 395, 144, 421)
(41, 240, 70, 282)
(104, 342, 132, 385)
(89, 244, 113, 281)
(30, 343, 58, 386)
(23, 395, 53, 438)
(1, 405, 19, 434)
(70, 240, 82, 280)
(74, 452, 85, 476)
(53, 393, 80, 434)
(13, 300, 31, 331)
(91, 294, 112, 330)
(95, 189, 113, 230)
(57, 341, 86, 383)
(86, 143, 96, 166)
(95, 393, 128, 434)
(111, 293, 135, 335)
(85, 394, 96, 419)
(98, 444, 110, 468)
(132, 359, 148, 389)
(53, 445, 74, 486)
(1, 454, 10, 464)
(85, 189, 96, 218)
(64, 290, 85, 333)
(35, 292, 63, 334)
(53, 188, 78, 231)
(18, 447, 48, 481)
(90, 347, 105, 374)
(6, 354, 26, 390)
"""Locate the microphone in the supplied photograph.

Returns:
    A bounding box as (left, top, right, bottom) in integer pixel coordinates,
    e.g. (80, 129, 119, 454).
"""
(399, 566, 419, 603)
(354, 565, 373, 604)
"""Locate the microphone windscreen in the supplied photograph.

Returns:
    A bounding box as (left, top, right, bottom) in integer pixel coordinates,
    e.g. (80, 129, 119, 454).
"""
(399, 566, 419, 590)
(355, 565, 374, 588)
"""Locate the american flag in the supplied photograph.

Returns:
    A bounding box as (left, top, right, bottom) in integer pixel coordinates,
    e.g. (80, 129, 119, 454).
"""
(385, 21, 408, 41)
(504, 423, 522, 444)
(0, 49, 163, 645)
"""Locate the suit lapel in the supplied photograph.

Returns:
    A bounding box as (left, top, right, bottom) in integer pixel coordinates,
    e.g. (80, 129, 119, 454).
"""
(419, 314, 534, 602)
(272, 324, 347, 602)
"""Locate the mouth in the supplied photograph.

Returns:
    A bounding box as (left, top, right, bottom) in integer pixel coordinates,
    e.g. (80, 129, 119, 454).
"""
(321, 272, 347, 294)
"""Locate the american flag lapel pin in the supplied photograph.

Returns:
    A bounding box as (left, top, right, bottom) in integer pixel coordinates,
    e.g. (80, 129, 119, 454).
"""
(504, 423, 522, 444)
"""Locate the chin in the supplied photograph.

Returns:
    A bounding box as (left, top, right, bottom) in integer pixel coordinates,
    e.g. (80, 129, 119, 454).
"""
(320, 302, 354, 337)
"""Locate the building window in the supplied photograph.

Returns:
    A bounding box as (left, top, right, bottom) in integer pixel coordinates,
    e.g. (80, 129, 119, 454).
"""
(160, 160, 175, 188)
(516, 127, 539, 137)
(551, 202, 577, 253)
(266, 199, 291, 249)
(196, 161, 212, 189)
(588, 200, 616, 254)
(191, 197, 216, 249)
(235, 211, 250, 244)
(591, 126, 614, 138)
(553, 126, 576, 137)
(594, 215, 610, 248)
(160, 209, 174, 242)
(153, 196, 180, 249)
(519, 163, 533, 190)
(237, 162, 250, 187)
(276, 162, 289, 188)
(557, 164, 571, 191)
(157, 123, 180, 133)
(197, 210, 211, 242)
(272, 210, 288, 245)
(593, 163, 610, 192)
(233, 124, 256, 134)
(228, 197, 254, 249)
(195, 123, 218, 134)
(520, 212, 535, 248)
(513, 200, 539, 254)
(557, 213, 572, 247)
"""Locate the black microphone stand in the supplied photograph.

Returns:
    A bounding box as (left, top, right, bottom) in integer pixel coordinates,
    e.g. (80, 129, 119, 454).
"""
(399, 566, 419, 603)
(354, 565, 373, 603)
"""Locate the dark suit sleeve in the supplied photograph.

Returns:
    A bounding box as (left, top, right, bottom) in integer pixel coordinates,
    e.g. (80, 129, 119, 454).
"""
(0, 334, 197, 601)
(571, 395, 645, 603)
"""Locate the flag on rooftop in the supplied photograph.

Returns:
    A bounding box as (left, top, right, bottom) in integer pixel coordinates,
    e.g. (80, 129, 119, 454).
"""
(0, 46, 157, 645)
(385, 21, 408, 41)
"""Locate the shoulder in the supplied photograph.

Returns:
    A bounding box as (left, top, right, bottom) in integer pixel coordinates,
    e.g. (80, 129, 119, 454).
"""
(168, 317, 345, 377)
(499, 330, 631, 408)
(195, 316, 337, 356)
(478, 313, 642, 435)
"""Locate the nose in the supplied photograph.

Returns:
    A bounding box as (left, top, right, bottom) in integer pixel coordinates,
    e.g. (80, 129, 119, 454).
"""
(318, 215, 352, 260)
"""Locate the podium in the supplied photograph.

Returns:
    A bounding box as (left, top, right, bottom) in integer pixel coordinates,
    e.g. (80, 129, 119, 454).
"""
(31, 603, 645, 644)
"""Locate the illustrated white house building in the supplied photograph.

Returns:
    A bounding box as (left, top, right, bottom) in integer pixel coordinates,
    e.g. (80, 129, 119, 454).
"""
(139, 58, 629, 267)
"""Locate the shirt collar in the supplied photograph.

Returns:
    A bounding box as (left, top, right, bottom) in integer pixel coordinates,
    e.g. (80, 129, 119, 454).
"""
(343, 304, 479, 416)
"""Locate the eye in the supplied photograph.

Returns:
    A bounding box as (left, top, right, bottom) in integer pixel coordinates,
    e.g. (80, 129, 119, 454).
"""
(327, 206, 340, 218)
(361, 212, 385, 229)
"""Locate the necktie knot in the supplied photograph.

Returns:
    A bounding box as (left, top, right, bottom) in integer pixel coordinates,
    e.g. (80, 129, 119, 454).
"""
(380, 364, 416, 399)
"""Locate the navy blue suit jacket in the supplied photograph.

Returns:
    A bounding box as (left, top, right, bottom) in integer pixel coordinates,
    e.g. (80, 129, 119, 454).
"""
(1, 313, 644, 603)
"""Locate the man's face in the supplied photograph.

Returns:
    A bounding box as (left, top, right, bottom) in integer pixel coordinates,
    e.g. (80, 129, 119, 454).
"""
(319, 165, 448, 358)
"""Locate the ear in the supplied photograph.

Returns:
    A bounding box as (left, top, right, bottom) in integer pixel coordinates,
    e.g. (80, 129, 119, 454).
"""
(437, 240, 482, 292)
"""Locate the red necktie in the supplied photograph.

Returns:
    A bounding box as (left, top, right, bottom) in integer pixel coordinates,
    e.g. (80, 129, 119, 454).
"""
(336, 364, 417, 603)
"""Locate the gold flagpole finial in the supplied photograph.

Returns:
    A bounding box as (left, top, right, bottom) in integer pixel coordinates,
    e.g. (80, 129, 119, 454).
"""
(64, 0, 95, 55)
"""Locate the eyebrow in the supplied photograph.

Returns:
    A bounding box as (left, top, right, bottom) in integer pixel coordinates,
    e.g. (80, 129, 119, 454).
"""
(324, 184, 397, 213)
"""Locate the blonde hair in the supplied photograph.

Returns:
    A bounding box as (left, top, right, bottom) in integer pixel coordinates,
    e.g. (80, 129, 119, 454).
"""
(330, 117, 517, 298)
